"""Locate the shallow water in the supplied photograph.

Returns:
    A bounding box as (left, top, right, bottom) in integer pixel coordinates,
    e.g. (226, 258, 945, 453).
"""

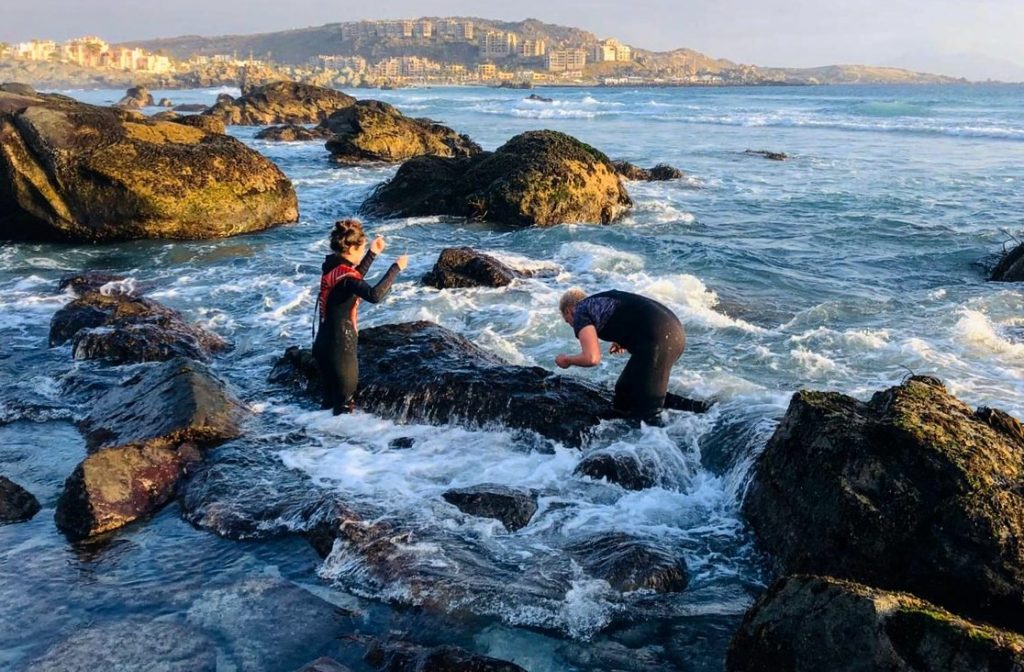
(1, 83, 1023, 670)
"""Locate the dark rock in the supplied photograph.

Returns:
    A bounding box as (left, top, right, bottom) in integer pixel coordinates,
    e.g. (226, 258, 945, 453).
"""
(256, 124, 332, 141)
(0, 88, 298, 241)
(574, 451, 656, 490)
(173, 114, 226, 134)
(991, 242, 1024, 282)
(365, 641, 527, 672)
(115, 86, 154, 109)
(442, 484, 538, 531)
(158, 97, 174, 108)
(0, 475, 41, 523)
(297, 658, 353, 672)
(204, 80, 356, 125)
(744, 149, 788, 161)
(361, 130, 633, 227)
(727, 575, 1024, 672)
(324, 100, 481, 164)
(388, 437, 415, 450)
(215, 93, 235, 105)
(151, 110, 178, 122)
(526, 93, 553, 102)
(174, 103, 208, 112)
(613, 161, 684, 181)
(566, 533, 688, 593)
(49, 290, 227, 363)
(742, 376, 1024, 631)
(57, 272, 129, 296)
(422, 247, 525, 289)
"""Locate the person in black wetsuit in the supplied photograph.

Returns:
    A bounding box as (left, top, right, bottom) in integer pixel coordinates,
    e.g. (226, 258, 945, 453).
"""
(312, 219, 408, 415)
(555, 288, 686, 422)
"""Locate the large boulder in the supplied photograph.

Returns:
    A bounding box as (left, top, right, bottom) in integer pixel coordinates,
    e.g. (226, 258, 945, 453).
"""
(360, 130, 633, 227)
(727, 575, 1024, 672)
(566, 533, 689, 593)
(115, 86, 154, 109)
(742, 376, 1024, 631)
(173, 114, 226, 134)
(0, 87, 298, 241)
(270, 321, 616, 446)
(0, 475, 41, 523)
(55, 358, 247, 538)
(421, 247, 529, 289)
(991, 242, 1024, 282)
(442, 484, 537, 531)
(323, 100, 481, 163)
(50, 286, 227, 364)
(203, 80, 356, 125)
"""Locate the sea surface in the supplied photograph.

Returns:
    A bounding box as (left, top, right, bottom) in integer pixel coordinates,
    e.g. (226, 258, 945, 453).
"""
(1, 83, 1023, 671)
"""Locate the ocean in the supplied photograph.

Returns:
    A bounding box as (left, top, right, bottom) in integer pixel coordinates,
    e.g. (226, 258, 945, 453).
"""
(1, 83, 1022, 671)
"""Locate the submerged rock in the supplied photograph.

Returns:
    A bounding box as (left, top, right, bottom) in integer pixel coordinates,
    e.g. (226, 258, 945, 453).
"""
(0, 475, 41, 523)
(256, 123, 332, 141)
(0, 87, 298, 241)
(365, 641, 527, 672)
(612, 161, 684, 181)
(421, 247, 529, 289)
(297, 658, 353, 672)
(526, 93, 554, 103)
(50, 288, 227, 364)
(203, 80, 356, 125)
(727, 575, 1024, 672)
(442, 484, 538, 531)
(566, 533, 688, 593)
(991, 242, 1024, 282)
(115, 85, 154, 109)
(324, 100, 481, 163)
(360, 130, 633, 227)
(744, 149, 788, 161)
(573, 451, 656, 490)
(742, 376, 1024, 631)
(57, 271, 128, 296)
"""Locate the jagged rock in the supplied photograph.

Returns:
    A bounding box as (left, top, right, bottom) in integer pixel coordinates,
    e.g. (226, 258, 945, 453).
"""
(158, 97, 174, 107)
(55, 358, 247, 538)
(57, 271, 128, 295)
(0, 88, 298, 241)
(173, 114, 226, 134)
(297, 658, 353, 672)
(115, 86, 154, 109)
(566, 533, 688, 593)
(744, 149, 788, 161)
(324, 100, 481, 163)
(270, 321, 614, 446)
(742, 376, 1024, 631)
(361, 130, 633, 227)
(174, 103, 207, 112)
(365, 641, 527, 672)
(613, 161, 684, 181)
(526, 93, 553, 102)
(421, 247, 527, 289)
(203, 80, 355, 125)
(256, 124, 332, 141)
(50, 289, 227, 363)
(574, 451, 656, 490)
(0, 475, 41, 523)
(991, 242, 1024, 282)
(389, 437, 415, 450)
(442, 484, 538, 531)
(727, 575, 1024, 672)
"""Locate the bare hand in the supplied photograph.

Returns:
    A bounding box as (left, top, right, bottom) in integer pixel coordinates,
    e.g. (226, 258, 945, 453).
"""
(395, 254, 409, 271)
(609, 343, 626, 355)
(555, 354, 570, 369)
(370, 236, 386, 254)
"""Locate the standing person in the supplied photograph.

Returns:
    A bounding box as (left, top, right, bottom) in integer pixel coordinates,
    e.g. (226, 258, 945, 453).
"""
(312, 219, 408, 415)
(555, 288, 686, 422)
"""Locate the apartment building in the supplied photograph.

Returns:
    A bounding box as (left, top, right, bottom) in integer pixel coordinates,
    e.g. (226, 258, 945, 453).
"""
(546, 48, 588, 72)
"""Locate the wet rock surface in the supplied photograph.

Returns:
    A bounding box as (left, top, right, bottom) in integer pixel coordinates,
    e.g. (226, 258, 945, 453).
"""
(173, 113, 226, 134)
(0, 474, 41, 523)
(297, 658, 353, 672)
(743, 376, 1024, 631)
(361, 130, 633, 227)
(727, 575, 1024, 672)
(613, 161, 684, 181)
(365, 641, 527, 672)
(203, 80, 356, 125)
(744, 149, 788, 161)
(442, 484, 538, 531)
(0, 86, 298, 241)
(574, 451, 657, 490)
(256, 123, 332, 141)
(422, 247, 531, 289)
(567, 533, 689, 593)
(991, 242, 1024, 282)
(324, 100, 481, 163)
(50, 283, 227, 364)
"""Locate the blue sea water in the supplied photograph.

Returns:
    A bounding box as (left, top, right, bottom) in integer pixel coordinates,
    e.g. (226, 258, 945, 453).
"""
(1, 83, 1023, 670)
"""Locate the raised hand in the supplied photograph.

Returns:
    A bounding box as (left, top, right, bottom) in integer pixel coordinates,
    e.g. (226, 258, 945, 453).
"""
(395, 254, 409, 271)
(370, 236, 386, 254)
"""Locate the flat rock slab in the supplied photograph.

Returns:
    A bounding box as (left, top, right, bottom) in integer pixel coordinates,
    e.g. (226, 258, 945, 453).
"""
(442, 484, 538, 531)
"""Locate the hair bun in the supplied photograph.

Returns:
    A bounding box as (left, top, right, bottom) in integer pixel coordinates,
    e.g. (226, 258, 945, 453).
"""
(329, 218, 367, 252)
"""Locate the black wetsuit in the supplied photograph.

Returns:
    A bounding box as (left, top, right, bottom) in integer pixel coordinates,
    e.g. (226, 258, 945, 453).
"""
(573, 290, 686, 421)
(312, 251, 400, 415)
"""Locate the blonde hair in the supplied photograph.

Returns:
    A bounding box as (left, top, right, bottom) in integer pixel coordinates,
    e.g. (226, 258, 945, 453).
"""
(559, 287, 587, 317)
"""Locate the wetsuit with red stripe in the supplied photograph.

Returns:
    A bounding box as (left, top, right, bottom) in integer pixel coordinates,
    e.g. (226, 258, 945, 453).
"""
(312, 251, 401, 414)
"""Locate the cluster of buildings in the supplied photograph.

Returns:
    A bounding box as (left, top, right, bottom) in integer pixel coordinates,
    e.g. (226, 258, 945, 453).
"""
(2, 36, 174, 73)
(340, 19, 475, 42)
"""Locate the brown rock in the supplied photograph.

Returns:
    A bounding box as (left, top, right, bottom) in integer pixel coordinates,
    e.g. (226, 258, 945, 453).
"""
(203, 80, 355, 125)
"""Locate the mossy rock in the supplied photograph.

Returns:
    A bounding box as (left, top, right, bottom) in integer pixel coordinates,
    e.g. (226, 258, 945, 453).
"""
(203, 80, 355, 125)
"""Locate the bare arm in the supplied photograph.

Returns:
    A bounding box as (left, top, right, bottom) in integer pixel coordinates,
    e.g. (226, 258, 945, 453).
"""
(556, 325, 602, 368)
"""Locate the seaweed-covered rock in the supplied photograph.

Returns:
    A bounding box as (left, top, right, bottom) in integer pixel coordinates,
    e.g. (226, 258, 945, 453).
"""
(115, 86, 154, 109)
(442, 484, 537, 531)
(203, 80, 355, 125)
(742, 376, 1024, 631)
(566, 533, 689, 593)
(613, 161, 684, 181)
(727, 575, 1024, 672)
(0, 88, 298, 241)
(574, 451, 656, 490)
(991, 242, 1024, 282)
(324, 100, 481, 163)
(361, 130, 633, 227)
(0, 475, 41, 523)
(50, 289, 227, 363)
(256, 124, 332, 142)
(173, 114, 226, 134)
(422, 247, 527, 289)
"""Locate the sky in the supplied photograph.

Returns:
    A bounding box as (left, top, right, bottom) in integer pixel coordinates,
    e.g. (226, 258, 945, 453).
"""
(3, 0, 1024, 79)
